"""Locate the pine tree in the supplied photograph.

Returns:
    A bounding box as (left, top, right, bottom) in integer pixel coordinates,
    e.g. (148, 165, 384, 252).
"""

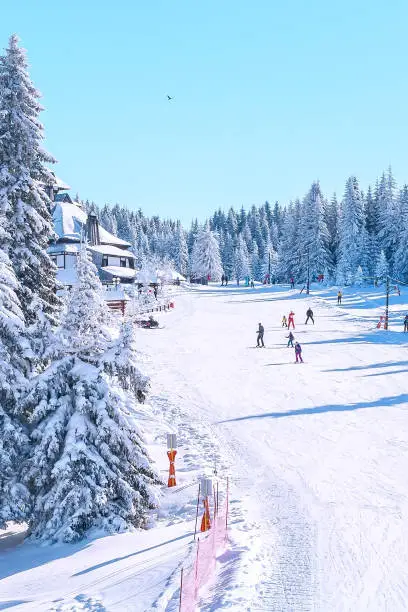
(233, 235, 250, 285)
(191, 225, 223, 281)
(337, 177, 365, 284)
(375, 250, 389, 282)
(172, 223, 189, 276)
(0, 209, 30, 526)
(394, 185, 408, 281)
(0, 35, 60, 327)
(24, 246, 158, 542)
(298, 182, 330, 282)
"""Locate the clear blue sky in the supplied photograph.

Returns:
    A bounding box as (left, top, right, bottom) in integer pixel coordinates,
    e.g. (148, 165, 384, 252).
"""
(2, 1, 408, 224)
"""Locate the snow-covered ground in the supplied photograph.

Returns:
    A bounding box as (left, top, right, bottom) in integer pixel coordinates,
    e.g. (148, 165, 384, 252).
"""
(1, 283, 408, 611)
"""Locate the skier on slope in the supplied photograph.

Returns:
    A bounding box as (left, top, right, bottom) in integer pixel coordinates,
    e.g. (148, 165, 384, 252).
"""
(256, 322, 265, 347)
(288, 311, 295, 329)
(294, 341, 303, 363)
(305, 307, 314, 325)
(286, 331, 294, 347)
(337, 290, 342, 305)
(404, 314, 408, 332)
(282, 315, 288, 327)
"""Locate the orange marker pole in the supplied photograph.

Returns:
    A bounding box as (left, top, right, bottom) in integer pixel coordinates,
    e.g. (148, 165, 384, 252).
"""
(167, 449, 177, 487)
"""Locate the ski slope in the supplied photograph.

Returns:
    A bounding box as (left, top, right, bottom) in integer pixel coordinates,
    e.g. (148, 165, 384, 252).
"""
(1, 284, 408, 611)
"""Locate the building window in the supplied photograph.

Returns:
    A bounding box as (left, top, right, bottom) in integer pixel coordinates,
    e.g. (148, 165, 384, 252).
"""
(56, 254, 65, 269)
(120, 257, 127, 268)
(129, 259, 135, 269)
(102, 256, 108, 267)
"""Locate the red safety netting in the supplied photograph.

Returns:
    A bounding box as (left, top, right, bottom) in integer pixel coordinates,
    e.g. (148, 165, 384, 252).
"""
(179, 496, 228, 612)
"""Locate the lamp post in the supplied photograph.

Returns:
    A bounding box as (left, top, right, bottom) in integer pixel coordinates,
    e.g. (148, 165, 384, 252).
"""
(268, 251, 271, 284)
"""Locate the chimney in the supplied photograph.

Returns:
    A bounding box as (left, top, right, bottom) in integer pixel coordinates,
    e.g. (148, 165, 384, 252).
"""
(86, 214, 100, 246)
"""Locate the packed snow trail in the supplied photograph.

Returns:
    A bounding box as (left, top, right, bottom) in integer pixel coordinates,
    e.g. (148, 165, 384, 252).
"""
(138, 284, 408, 611)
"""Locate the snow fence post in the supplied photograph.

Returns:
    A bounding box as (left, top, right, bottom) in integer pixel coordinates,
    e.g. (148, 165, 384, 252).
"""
(179, 568, 183, 612)
(200, 478, 212, 532)
(194, 483, 201, 541)
(167, 433, 177, 487)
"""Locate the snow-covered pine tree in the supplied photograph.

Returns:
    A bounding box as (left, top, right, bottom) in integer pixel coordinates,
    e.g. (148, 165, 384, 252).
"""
(250, 240, 262, 281)
(172, 223, 189, 276)
(375, 250, 389, 283)
(191, 225, 223, 281)
(103, 321, 149, 403)
(394, 185, 408, 281)
(337, 177, 365, 284)
(377, 167, 399, 270)
(24, 245, 158, 542)
(261, 240, 278, 283)
(298, 182, 330, 282)
(233, 235, 250, 285)
(0, 35, 60, 327)
(0, 211, 31, 526)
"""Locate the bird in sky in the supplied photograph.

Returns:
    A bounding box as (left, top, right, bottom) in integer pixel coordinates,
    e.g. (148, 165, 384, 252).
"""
(167, 95, 174, 101)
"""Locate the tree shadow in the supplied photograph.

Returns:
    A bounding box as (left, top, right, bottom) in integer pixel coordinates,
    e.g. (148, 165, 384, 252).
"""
(72, 531, 193, 577)
(216, 393, 408, 424)
(325, 360, 408, 373)
(0, 538, 91, 580)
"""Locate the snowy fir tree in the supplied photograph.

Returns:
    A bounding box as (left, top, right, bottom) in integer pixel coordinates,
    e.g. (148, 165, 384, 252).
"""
(337, 177, 365, 284)
(0, 35, 60, 328)
(0, 210, 31, 526)
(233, 235, 250, 285)
(103, 321, 150, 403)
(191, 225, 223, 281)
(375, 250, 389, 282)
(394, 185, 408, 281)
(23, 245, 159, 542)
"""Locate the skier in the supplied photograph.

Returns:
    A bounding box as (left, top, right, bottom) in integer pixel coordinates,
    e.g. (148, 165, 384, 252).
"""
(221, 274, 225, 286)
(305, 307, 314, 325)
(288, 311, 295, 329)
(225, 275, 229, 286)
(256, 322, 265, 347)
(337, 290, 342, 305)
(290, 277, 295, 289)
(404, 314, 408, 332)
(294, 341, 303, 363)
(251, 279, 255, 288)
(287, 331, 294, 347)
(282, 315, 288, 327)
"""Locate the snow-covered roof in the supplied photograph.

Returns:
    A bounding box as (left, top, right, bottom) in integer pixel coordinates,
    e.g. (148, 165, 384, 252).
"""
(53, 201, 87, 241)
(102, 266, 137, 279)
(48, 242, 79, 254)
(52, 201, 131, 248)
(99, 226, 131, 247)
(88, 245, 135, 258)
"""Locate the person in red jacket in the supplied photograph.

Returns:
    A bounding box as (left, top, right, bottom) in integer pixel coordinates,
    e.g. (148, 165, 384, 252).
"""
(288, 311, 295, 329)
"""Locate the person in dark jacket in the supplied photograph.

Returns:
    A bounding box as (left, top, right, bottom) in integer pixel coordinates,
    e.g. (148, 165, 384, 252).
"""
(256, 323, 265, 347)
(404, 314, 408, 332)
(305, 307, 314, 325)
(221, 274, 225, 286)
(295, 341, 303, 363)
(286, 331, 294, 347)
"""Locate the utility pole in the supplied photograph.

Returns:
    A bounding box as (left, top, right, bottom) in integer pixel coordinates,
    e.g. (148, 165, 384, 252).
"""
(268, 251, 271, 284)
(384, 275, 390, 330)
(306, 247, 310, 295)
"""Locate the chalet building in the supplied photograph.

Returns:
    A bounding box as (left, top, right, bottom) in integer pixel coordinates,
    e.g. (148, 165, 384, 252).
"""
(46, 173, 136, 287)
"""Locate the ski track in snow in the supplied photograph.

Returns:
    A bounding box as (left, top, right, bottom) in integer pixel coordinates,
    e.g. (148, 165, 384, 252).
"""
(138, 284, 408, 611)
